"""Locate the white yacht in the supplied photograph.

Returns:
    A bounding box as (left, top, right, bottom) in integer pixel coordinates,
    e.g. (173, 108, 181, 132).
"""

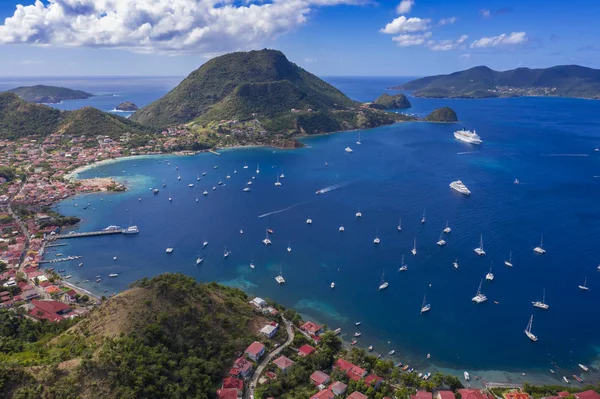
(437, 232, 446, 247)
(578, 277, 589, 291)
(345, 146, 354, 153)
(411, 238, 417, 256)
(472, 280, 487, 303)
(243, 187, 251, 192)
(579, 364, 590, 372)
(202, 171, 207, 176)
(454, 128, 482, 145)
(226, 174, 231, 179)
(514, 178, 520, 185)
(525, 315, 538, 342)
(287, 241, 292, 253)
(306, 218, 313, 224)
(397, 217, 402, 231)
(450, 180, 471, 196)
(123, 225, 139, 234)
(420, 294, 431, 314)
(250, 261, 255, 269)
(262, 230, 272, 246)
(331, 282, 335, 289)
(275, 267, 285, 284)
(280, 169, 285, 179)
(532, 288, 549, 310)
(169, 194, 173, 202)
(356, 210, 362, 218)
(196, 257, 203, 265)
(239, 228, 244, 235)
(464, 372, 470, 381)
(443, 220, 451, 234)
(109, 273, 118, 278)
(166, 247, 174, 254)
(356, 132, 361, 145)
(188, 183, 194, 188)
(177, 175, 181, 180)
(243, 163, 248, 169)
(504, 251, 513, 267)
(113, 256, 117, 261)
(223, 247, 231, 258)
(339, 225, 345, 232)
(202, 240, 209, 248)
(474, 234, 486, 256)
(203, 190, 209, 196)
(398, 255, 408, 271)
(453, 258, 459, 269)
(378, 270, 389, 290)
(373, 231, 381, 244)
(421, 209, 426, 224)
(533, 235, 546, 254)
(256, 163, 260, 174)
(486, 266, 494, 281)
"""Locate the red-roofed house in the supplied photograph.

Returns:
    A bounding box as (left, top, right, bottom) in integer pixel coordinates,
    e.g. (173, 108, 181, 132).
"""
(437, 391, 456, 399)
(301, 321, 323, 336)
(229, 357, 253, 379)
(329, 381, 348, 396)
(216, 388, 239, 399)
(412, 391, 433, 399)
(298, 344, 316, 357)
(558, 393, 572, 398)
(365, 374, 383, 388)
(222, 377, 243, 391)
(29, 299, 72, 322)
(45, 285, 61, 294)
(245, 341, 265, 362)
(273, 355, 294, 372)
(310, 370, 331, 386)
(334, 358, 354, 372)
(347, 392, 369, 399)
(62, 289, 78, 303)
(575, 391, 600, 399)
(459, 389, 488, 399)
(347, 365, 367, 381)
(311, 389, 335, 399)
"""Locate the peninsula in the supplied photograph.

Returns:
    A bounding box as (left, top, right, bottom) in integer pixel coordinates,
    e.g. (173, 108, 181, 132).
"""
(370, 93, 411, 109)
(393, 65, 600, 99)
(6, 85, 93, 104)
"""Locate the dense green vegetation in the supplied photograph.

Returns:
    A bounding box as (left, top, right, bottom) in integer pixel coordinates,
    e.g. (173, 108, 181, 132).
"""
(0, 93, 155, 139)
(6, 85, 92, 104)
(0, 274, 270, 399)
(116, 101, 139, 111)
(523, 383, 600, 399)
(395, 65, 600, 99)
(0, 166, 17, 182)
(131, 49, 401, 135)
(371, 93, 411, 109)
(424, 107, 458, 122)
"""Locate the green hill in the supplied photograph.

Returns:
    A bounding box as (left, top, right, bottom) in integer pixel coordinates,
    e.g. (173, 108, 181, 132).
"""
(7, 85, 92, 104)
(370, 93, 411, 109)
(131, 49, 397, 134)
(395, 65, 600, 99)
(0, 274, 271, 399)
(424, 107, 458, 122)
(0, 92, 154, 139)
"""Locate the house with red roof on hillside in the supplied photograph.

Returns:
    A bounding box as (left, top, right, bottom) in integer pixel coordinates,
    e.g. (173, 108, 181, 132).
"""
(298, 344, 316, 357)
(329, 381, 348, 396)
(437, 391, 456, 399)
(216, 388, 239, 399)
(459, 389, 493, 399)
(365, 374, 383, 388)
(333, 358, 367, 381)
(311, 389, 335, 399)
(412, 391, 433, 399)
(229, 357, 253, 379)
(244, 341, 265, 362)
(28, 299, 72, 322)
(347, 392, 369, 399)
(310, 370, 330, 386)
(301, 321, 323, 336)
(575, 391, 600, 399)
(273, 355, 294, 372)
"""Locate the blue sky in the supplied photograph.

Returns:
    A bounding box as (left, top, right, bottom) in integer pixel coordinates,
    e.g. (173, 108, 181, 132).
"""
(0, 0, 598, 77)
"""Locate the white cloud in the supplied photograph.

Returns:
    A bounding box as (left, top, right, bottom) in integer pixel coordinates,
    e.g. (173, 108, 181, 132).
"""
(470, 32, 528, 48)
(392, 32, 432, 46)
(427, 34, 468, 51)
(380, 16, 431, 34)
(437, 17, 457, 26)
(479, 9, 491, 18)
(0, 0, 369, 54)
(396, 0, 414, 14)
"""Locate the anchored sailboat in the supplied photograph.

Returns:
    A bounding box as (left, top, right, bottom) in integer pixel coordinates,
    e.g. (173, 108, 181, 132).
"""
(443, 220, 451, 234)
(486, 265, 494, 281)
(534, 235, 546, 254)
(525, 315, 538, 342)
(378, 269, 389, 290)
(532, 288, 549, 310)
(411, 238, 417, 256)
(275, 267, 285, 284)
(421, 209, 426, 224)
(474, 234, 486, 256)
(437, 232, 446, 246)
(398, 255, 408, 271)
(397, 217, 402, 231)
(578, 277, 589, 291)
(504, 251, 513, 267)
(262, 229, 272, 245)
(472, 280, 487, 303)
(420, 294, 431, 314)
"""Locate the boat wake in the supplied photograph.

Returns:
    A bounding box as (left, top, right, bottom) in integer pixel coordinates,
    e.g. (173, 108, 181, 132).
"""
(315, 183, 346, 195)
(457, 151, 477, 155)
(258, 202, 307, 218)
(541, 154, 589, 157)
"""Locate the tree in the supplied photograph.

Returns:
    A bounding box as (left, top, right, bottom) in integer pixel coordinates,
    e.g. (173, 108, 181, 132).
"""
(0, 261, 6, 273)
(319, 331, 342, 353)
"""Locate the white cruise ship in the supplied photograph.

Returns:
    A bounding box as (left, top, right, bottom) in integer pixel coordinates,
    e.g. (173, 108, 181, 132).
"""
(449, 180, 471, 195)
(454, 128, 482, 145)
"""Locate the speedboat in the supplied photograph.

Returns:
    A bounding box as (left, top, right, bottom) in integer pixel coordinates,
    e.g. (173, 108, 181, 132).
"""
(203, 241, 208, 248)
(166, 247, 174, 253)
(109, 273, 118, 278)
(203, 190, 208, 195)
(579, 364, 589, 372)
(388, 350, 395, 356)
(450, 180, 471, 195)
(243, 187, 251, 192)
(354, 331, 361, 337)
(373, 236, 381, 244)
(355, 321, 361, 326)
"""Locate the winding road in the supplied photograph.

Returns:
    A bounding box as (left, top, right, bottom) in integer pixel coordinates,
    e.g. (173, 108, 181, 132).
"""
(245, 317, 294, 399)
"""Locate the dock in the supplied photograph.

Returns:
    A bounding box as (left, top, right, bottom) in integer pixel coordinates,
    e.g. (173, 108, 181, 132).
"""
(46, 243, 67, 248)
(209, 150, 221, 156)
(55, 230, 124, 239)
(40, 255, 82, 264)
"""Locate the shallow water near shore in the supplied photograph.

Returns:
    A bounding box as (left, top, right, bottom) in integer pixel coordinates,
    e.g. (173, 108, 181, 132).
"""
(44, 77, 600, 385)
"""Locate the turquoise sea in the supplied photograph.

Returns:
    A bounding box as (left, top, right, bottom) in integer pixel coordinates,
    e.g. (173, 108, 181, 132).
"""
(27, 76, 600, 384)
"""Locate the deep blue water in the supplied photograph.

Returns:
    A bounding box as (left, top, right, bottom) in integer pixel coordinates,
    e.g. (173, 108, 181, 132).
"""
(33, 76, 600, 382)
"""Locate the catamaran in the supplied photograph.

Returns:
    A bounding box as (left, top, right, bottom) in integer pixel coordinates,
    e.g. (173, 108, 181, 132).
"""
(505, 251, 513, 267)
(532, 288, 549, 310)
(373, 230, 381, 244)
(274, 174, 282, 186)
(443, 220, 451, 233)
(437, 232, 446, 246)
(578, 277, 589, 291)
(533, 235, 546, 254)
(378, 270, 389, 290)
(275, 267, 285, 284)
(474, 234, 486, 256)
(420, 294, 431, 314)
(472, 279, 487, 303)
(262, 230, 272, 245)
(525, 315, 538, 342)
(398, 255, 408, 271)
(356, 209, 362, 218)
(411, 238, 417, 256)
(397, 217, 402, 231)
(486, 265, 494, 281)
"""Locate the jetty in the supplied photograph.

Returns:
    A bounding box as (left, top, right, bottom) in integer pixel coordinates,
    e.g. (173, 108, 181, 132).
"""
(46, 243, 67, 248)
(40, 255, 82, 264)
(54, 230, 124, 239)
(209, 150, 221, 156)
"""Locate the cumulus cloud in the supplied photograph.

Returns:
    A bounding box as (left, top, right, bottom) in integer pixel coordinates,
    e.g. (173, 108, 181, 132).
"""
(437, 17, 457, 26)
(396, 0, 415, 14)
(427, 34, 468, 51)
(479, 9, 491, 18)
(470, 32, 528, 48)
(392, 32, 432, 46)
(380, 16, 430, 34)
(0, 0, 369, 54)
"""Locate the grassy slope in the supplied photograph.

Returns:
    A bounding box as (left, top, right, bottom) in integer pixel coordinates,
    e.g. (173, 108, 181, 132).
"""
(1, 274, 268, 399)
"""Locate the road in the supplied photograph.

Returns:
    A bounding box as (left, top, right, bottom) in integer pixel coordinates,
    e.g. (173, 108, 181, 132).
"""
(7, 182, 30, 270)
(245, 317, 294, 399)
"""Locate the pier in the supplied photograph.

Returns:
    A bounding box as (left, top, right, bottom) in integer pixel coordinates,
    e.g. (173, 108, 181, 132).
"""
(209, 150, 221, 156)
(40, 255, 82, 264)
(54, 230, 124, 239)
(46, 243, 67, 248)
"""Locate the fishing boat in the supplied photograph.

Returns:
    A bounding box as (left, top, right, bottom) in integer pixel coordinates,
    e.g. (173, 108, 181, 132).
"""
(472, 280, 487, 303)
(398, 254, 408, 271)
(397, 217, 402, 231)
(262, 230, 272, 245)
(378, 269, 389, 290)
(573, 375, 583, 383)
(166, 247, 174, 254)
(437, 232, 446, 246)
(351, 340, 357, 346)
(504, 251, 513, 267)
(533, 235, 546, 254)
(388, 350, 395, 356)
(421, 209, 426, 224)
(443, 220, 451, 233)
(275, 267, 285, 284)
(330, 282, 335, 289)
(411, 238, 417, 256)
(486, 265, 494, 281)
(474, 234, 486, 256)
(532, 289, 549, 310)
(578, 277, 589, 291)
(579, 364, 589, 372)
(420, 294, 431, 314)
(368, 345, 373, 351)
(196, 257, 203, 265)
(524, 315, 538, 342)
(453, 258, 459, 269)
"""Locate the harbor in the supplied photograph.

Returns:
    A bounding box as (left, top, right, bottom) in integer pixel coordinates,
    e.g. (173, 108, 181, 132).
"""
(39, 255, 82, 264)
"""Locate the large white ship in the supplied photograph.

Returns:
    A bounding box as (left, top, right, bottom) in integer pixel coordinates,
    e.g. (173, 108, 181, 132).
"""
(449, 180, 471, 195)
(454, 128, 482, 145)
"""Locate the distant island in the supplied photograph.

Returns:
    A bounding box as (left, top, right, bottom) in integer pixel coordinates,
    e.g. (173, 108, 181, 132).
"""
(370, 93, 411, 109)
(393, 65, 600, 99)
(116, 101, 139, 111)
(6, 84, 93, 104)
